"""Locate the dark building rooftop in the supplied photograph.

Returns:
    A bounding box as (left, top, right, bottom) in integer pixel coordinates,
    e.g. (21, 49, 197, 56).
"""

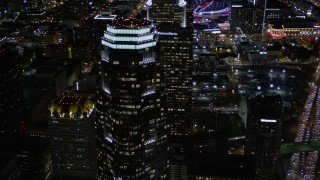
(157, 22, 193, 35)
(0, 152, 17, 172)
(0, 151, 19, 180)
(0, 135, 48, 156)
(249, 95, 283, 120)
(188, 154, 255, 178)
(157, 22, 181, 32)
(35, 61, 65, 78)
(266, 0, 291, 9)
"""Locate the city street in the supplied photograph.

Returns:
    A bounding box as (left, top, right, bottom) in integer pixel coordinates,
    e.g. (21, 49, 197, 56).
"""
(287, 61, 320, 179)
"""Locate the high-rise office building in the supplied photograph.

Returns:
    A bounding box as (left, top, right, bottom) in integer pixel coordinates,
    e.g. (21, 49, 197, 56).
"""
(48, 96, 96, 179)
(0, 135, 52, 180)
(185, 0, 193, 27)
(157, 23, 193, 135)
(96, 17, 169, 179)
(230, 0, 264, 35)
(0, 152, 20, 180)
(149, 0, 187, 27)
(246, 95, 283, 179)
(0, 43, 24, 134)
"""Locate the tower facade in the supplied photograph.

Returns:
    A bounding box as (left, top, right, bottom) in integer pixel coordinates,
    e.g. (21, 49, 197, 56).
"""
(230, 0, 264, 35)
(157, 23, 193, 135)
(96, 17, 169, 179)
(0, 43, 24, 134)
(48, 96, 96, 179)
(247, 95, 283, 179)
(149, 0, 187, 27)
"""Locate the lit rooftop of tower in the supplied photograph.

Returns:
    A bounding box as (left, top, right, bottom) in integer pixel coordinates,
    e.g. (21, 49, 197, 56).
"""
(111, 17, 152, 29)
(49, 96, 94, 119)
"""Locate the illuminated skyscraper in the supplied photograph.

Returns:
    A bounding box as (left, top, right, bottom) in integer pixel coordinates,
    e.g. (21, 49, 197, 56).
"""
(48, 96, 96, 179)
(96, 17, 169, 179)
(157, 23, 193, 135)
(149, 0, 187, 27)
